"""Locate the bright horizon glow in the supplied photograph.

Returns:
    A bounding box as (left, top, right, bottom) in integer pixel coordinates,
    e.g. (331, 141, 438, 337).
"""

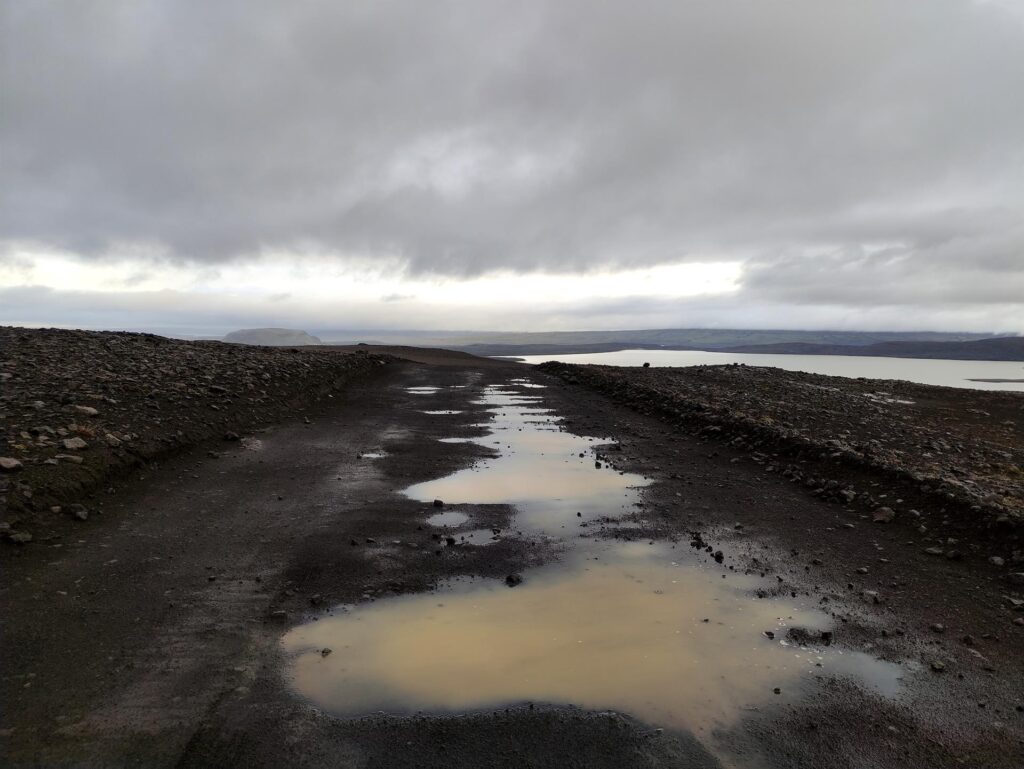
(2, 247, 743, 306)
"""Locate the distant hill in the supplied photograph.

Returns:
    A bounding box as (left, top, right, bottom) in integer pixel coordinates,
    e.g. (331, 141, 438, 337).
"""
(314, 327, 989, 349)
(223, 328, 323, 346)
(721, 336, 1024, 361)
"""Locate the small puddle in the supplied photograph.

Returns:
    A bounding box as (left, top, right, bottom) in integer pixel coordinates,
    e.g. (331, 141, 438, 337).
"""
(358, 452, 387, 459)
(421, 410, 464, 415)
(285, 382, 903, 739)
(449, 528, 500, 545)
(425, 511, 470, 527)
(405, 386, 440, 395)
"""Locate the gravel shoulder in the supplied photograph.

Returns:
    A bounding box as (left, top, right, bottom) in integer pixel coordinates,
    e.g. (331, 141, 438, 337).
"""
(0, 327, 393, 539)
(539, 361, 1024, 556)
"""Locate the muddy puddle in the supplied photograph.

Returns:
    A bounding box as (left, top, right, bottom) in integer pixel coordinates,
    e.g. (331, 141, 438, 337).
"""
(284, 379, 904, 738)
(425, 511, 470, 527)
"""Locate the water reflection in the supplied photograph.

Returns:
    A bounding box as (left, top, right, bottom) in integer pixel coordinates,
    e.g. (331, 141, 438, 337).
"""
(284, 542, 900, 733)
(426, 511, 470, 527)
(285, 380, 903, 735)
(404, 386, 648, 535)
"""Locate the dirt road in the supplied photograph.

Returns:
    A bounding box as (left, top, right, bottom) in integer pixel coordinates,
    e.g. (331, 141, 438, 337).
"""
(2, 357, 1022, 768)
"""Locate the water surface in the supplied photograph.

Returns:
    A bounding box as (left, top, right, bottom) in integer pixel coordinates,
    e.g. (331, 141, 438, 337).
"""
(517, 349, 1024, 392)
(283, 379, 903, 736)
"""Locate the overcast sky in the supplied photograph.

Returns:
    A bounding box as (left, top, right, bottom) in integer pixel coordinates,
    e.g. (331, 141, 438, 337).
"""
(2, 0, 1023, 336)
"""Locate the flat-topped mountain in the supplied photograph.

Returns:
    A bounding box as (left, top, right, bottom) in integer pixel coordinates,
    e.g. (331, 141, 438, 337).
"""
(224, 328, 323, 346)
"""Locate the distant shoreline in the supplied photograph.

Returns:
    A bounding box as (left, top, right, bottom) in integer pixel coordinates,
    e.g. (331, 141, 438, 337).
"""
(460, 335, 1024, 362)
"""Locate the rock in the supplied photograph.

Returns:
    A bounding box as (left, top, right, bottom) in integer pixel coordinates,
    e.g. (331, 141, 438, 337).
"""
(320, 648, 332, 657)
(54, 454, 84, 464)
(856, 566, 869, 574)
(923, 547, 945, 556)
(0, 457, 24, 472)
(72, 405, 99, 416)
(505, 573, 523, 587)
(930, 660, 946, 672)
(872, 507, 896, 523)
(989, 556, 1005, 567)
(1013, 617, 1024, 627)
(839, 489, 857, 503)
(433, 499, 444, 507)
(930, 623, 945, 633)
(763, 630, 776, 640)
(8, 531, 32, 544)
(61, 437, 88, 451)
(104, 433, 122, 448)
(224, 431, 241, 442)
(863, 590, 881, 604)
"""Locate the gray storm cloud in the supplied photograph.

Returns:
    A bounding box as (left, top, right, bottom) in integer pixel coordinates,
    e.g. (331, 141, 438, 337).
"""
(1, 0, 1023, 328)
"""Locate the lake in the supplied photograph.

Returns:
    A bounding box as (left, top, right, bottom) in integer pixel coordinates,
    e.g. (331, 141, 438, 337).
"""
(515, 349, 1024, 393)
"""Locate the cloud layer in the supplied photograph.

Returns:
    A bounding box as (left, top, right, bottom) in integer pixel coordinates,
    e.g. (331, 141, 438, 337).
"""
(2, 1, 1023, 331)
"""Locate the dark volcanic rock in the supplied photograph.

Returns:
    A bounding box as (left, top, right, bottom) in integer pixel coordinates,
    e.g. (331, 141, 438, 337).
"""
(0, 326, 392, 529)
(539, 360, 1023, 556)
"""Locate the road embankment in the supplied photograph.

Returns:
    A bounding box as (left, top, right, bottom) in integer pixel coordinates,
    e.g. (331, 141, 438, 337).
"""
(539, 361, 1023, 562)
(0, 327, 392, 538)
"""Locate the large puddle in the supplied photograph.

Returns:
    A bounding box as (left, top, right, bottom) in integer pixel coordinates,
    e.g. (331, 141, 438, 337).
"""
(284, 380, 903, 737)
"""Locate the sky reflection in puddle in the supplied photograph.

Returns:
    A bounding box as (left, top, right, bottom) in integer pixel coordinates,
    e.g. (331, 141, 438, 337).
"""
(284, 541, 900, 734)
(405, 386, 646, 534)
(425, 511, 470, 527)
(284, 380, 903, 736)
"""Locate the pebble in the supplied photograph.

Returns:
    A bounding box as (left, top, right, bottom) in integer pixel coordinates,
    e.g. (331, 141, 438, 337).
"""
(61, 437, 88, 451)
(872, 507, 896, 523)
(505, 573, 523, 587)
(0, 457, 24, 472)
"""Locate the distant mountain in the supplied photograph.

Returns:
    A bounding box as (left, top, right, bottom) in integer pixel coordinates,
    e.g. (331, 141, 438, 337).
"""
(223, 328, 323, 346)
(314, 327, 991, 349)
(721, 336, 1024, 361)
